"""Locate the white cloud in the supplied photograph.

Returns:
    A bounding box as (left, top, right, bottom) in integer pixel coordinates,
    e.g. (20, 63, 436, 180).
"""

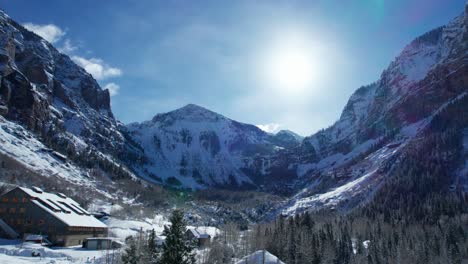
(71, 56, 122, 80)
(24, 22, 122, 94)
(103, 83, 120, 96)
(59, 39, 77, 53)
(256, 123, 282, 133)
(23, 23, 65, 43)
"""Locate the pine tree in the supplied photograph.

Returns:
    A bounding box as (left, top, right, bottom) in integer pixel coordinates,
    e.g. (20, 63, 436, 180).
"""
(160, 209, 196, 264)
(122, 237, 139, 264)
(146, 229, 159, 264)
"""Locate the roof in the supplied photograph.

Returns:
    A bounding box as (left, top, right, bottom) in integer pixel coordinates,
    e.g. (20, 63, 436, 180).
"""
(235, 250, 285, 264)
(16, 187, 107, 229)
(186, 227, 212, 239)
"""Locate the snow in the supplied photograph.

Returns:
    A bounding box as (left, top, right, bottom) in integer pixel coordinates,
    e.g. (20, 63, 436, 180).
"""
(103, 216, 170, 240)
(0, 117, 88, 185)
(103, 216, 219, 244)
(126, 104, 276, 188)
(0, 239, 117, 263)
(297, 138, 380, 177)
(235, 250, 285, 264)
(285, 140, 405, 214)
(18, 187, 107, 228)
(186, 226, 220, 239)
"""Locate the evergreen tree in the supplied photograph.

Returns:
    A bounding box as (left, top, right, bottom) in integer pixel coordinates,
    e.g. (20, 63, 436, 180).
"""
(160, 209, 196, 264)
(122, 237, 139, 264)
(146, 229, 159, 264)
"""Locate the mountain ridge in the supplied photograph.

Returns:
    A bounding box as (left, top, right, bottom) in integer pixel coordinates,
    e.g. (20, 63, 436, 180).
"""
(0, 6, 466, 217)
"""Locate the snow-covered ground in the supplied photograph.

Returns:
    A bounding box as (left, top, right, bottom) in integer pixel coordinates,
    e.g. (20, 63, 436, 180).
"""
(104, 215, 169, 240)
(0, 239, 119, 263)
(0, 215, 220, 263)
(104, 215, 219, 241)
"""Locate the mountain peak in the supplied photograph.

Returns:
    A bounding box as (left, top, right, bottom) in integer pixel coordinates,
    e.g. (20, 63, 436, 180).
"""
(179, 103, 211, 112)
(151, 103, 226, 123)
(276, 130, 304, 140)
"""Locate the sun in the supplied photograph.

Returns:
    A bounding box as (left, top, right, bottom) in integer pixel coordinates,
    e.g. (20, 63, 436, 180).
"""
(260, 33, 318, 93)
(268, 48, 315, 90)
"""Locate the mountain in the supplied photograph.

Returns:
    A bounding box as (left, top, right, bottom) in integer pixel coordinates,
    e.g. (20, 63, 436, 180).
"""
(279, 8, 468, 214)
(0, 3, 466, 220)
(269, 130, 303, 149)
(0, 10, 141, 200)
(126, 104, 300, 188)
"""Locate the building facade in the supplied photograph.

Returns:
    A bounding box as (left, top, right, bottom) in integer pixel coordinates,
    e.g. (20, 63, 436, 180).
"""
(0, 186, 107, 246)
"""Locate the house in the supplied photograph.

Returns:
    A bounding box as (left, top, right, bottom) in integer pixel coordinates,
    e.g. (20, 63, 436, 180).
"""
(0, 186, 108, 246)
(185, 227, 211, 248)
(83, 237, 123, 250)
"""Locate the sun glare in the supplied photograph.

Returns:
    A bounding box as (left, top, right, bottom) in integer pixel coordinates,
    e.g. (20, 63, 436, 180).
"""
(260, 32, 318, 93)
(268, 48, 315, 90)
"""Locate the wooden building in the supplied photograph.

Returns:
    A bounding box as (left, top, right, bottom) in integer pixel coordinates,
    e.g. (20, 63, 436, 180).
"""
(185, 227, 211, 248)
(0, 186, 107, 246)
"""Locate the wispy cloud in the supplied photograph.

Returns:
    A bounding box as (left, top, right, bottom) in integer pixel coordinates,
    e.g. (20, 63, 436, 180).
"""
(71, 56, 122, 80)
(103, 82, 120, 96)
(257, 123, 282, 133)
(23, 22, 123, 94)
(59, 39, 77, 53)
(23, 23, 65, 43)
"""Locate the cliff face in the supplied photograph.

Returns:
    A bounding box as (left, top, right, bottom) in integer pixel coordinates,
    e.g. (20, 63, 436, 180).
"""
(0, 10, 124, 156)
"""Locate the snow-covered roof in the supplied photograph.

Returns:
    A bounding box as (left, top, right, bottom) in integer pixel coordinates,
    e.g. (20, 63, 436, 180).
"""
(17, 187, 107, 228)
(186, 226, 218, 239)
(187, 228, 209, 239)
(235, 250, 285, 264)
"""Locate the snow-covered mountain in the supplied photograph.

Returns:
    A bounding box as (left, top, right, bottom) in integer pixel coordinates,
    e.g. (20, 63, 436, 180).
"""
(0, 9, 140, 201)
(280, 8, 468, 214)
(0, 11, 125, 154)
(126, 104, 300, 188)
(0, 3, 466, 218)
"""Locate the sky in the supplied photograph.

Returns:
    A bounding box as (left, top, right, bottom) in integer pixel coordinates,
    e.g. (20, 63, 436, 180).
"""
(0, 0, 465, 136)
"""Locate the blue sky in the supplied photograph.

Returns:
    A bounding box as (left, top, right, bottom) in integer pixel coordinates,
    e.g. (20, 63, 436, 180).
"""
(0, 0, 465, 135)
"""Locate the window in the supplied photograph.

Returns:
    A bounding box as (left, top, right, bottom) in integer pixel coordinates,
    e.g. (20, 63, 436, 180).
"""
(22, 198, 28, 203)
(0, 208, 6, 213)
(19, 208, 25, 213)
(8, 208, 15, 214)
(16, 219, 23, 225)
(25, 220, 32, 226)
(11, 198, 18, 203)
(38, 219, 45, 225)
(1, 198, 8, 202)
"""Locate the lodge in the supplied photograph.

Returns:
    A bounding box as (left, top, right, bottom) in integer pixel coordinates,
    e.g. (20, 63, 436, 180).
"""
(0, 186, 107, 246)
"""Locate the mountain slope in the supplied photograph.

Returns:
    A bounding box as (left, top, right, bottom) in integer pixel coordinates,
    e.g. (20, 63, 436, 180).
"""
(126, 104, 300, 188)
(280, 9, 468, 214)
(0, 10, 143, 205)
